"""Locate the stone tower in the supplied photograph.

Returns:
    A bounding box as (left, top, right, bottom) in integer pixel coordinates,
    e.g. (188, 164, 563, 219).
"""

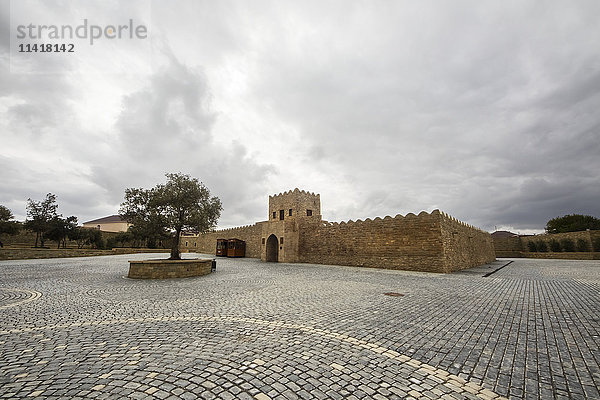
(262, 189, 321, 263)
(268, 188, 321, 222)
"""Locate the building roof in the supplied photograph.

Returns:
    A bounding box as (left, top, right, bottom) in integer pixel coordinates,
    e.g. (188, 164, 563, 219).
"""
(83, 215, 127, 224)
(491, 230, 518, 238)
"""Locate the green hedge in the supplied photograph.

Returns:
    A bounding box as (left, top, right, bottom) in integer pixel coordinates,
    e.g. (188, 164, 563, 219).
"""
(536, 240, 548, 252)
(560, 238, 576, 252)
(549, 239, 562, 252)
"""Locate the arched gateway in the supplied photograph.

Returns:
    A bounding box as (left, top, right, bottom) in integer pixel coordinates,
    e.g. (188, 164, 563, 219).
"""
(266, 234, 278, 262)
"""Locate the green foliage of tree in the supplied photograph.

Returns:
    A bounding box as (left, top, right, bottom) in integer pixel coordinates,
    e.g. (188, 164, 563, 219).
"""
(120, 173, 222, 260)
(560, 238, 575, 252)
(119, 187, 168, 248)
(112, 231, 135, 248)
(593, 237, 600, 252)
(86, 228, 104, 249)
(527, 241, 537, 252)
(24, 193, 59, 248)
(0, 205, 20, 237)
(576, 239, 590, 252)
(536, 240, 548, 252)
(129, 222, 168, 249)
(68, 227, 101, 249)
(0, 205, 11, 221)
(545, 214, 600, 234)
(106, 231, 163, 249)
(549, 239, 561, 252)
(44, 216, 78, 248)
(68, 226, 86, 249)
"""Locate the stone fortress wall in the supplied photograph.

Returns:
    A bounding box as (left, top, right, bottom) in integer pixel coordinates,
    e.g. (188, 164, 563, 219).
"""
(296, 211, 444, 272)
(296, 210, 494, 273)
(182, 190, 324, 258)
(182, 189, 496, 273)
(182, 223, 263, 258)
(492, 236, 523, 258)
(439, 212, 496, 271)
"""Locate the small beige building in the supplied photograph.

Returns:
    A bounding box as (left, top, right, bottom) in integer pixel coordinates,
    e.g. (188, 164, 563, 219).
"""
(82, 215, 131, 233)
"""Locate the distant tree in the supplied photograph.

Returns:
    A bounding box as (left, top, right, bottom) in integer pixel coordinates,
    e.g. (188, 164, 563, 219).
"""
(0, 205, 20, 237)
(576, 239, 590, 252)
(118, 187, 168, 248)
(85, 228, 104, 249)
(593, 237, 600, 252)
(44, 217, 65, 249)
(527, 241, 537, 252)
(44, 216, 78, 248)
(24, 193, 59, 248)
(69, 226, 88, 249)
(113, 231, 134, 248)
(69, 227, 100, 249)
(545, 214, 600, 234)
(549, 239, 562, 252)
(106, 236, 116, 249)
(536, 240, 548, 252)
(120, 173, 222, 260)
(560, 238, 576, 252)
(130, 218, 168, 248)
(106, 231, 148, 249)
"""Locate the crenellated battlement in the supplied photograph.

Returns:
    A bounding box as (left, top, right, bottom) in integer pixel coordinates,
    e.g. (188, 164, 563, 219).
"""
(183, 189, 495, 273)
(268, 188, 321, 221)
(269, 188, 319, 200)
(439, 210, 488, 234)
(214, 224, 256, 233)
(298, 207, 493, 272)
(319, 209, 442, 227)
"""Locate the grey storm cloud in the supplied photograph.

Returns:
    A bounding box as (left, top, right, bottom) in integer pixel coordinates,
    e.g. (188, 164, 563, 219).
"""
(88, 55, 275, 227)
(1, 0, 599, 232)
(235, 1, 600, 230)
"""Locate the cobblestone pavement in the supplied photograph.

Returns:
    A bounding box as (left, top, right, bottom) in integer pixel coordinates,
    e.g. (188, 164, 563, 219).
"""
(1, 255, 598, 399)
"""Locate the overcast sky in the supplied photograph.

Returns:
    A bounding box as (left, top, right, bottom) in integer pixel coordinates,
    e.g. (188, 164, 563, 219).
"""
(1, 0, 599, 234)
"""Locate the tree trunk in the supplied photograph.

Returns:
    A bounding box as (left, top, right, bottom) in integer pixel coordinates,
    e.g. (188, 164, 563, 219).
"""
(170, 229, 181, 260)
(34, 232, 39, 248)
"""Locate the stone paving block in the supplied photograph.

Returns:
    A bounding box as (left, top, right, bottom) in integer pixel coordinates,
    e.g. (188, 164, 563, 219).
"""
(0, 256, 598, 399)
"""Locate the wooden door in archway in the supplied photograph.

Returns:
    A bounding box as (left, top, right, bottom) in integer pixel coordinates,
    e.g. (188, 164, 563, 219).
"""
(266, 234, 278, 262)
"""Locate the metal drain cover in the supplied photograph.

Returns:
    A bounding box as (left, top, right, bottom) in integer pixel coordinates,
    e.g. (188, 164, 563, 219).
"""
(383, 292, 404, 297)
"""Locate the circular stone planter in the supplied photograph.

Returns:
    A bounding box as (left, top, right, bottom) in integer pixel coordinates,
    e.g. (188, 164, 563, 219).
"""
(128, 259, 214, 279)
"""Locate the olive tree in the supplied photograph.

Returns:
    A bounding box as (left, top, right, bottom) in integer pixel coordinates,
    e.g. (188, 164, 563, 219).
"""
(120, 173, 222, 260)
(44, 216, 78, 248)
(24, 193, 59, 248)
(119, 187, 167, 248)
